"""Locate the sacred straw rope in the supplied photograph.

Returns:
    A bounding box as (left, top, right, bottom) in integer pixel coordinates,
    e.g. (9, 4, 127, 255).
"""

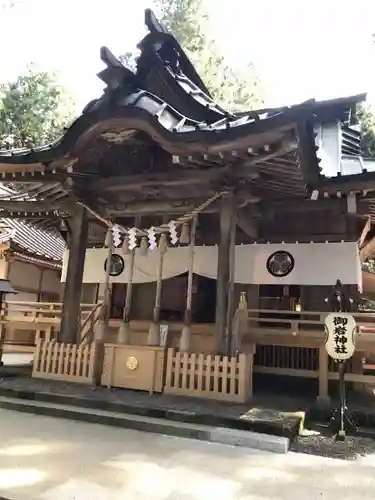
(77, 190, 225, 237)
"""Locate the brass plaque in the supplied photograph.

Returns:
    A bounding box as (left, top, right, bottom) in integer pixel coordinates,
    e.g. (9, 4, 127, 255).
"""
(126, 356, 139, 371)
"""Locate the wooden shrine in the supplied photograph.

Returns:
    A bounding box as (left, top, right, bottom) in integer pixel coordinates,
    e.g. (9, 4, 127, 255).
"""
(1, 9, 375, 402)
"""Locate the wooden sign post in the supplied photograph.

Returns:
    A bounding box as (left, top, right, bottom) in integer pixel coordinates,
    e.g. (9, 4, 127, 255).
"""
(324, 311, 357, 440)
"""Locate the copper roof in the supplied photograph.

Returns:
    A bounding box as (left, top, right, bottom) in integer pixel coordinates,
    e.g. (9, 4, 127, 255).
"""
(0, 218, 65, 262)
(0, 185, 65, 262)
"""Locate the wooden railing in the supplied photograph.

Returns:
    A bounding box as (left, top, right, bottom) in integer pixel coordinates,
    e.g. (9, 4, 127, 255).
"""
(0, 301, 97, 346)
(246, 309, 375, 347)
(3, 301, 95, 320)
(164, 348, 252, 402)
(241, 308, 375, 397)
(33, 338, 98, 384)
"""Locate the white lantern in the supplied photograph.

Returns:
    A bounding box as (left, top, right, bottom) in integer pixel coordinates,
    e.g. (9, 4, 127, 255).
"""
(324, 312, 356, 360)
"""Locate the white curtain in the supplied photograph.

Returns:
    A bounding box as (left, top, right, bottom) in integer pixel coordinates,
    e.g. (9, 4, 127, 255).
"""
(61, 242, 361, 287)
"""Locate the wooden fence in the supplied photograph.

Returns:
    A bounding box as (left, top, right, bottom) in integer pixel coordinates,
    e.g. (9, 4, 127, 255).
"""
(164, 348, 252, 402)
(32, 339, 98, 384)
(245, 308, 375, 398)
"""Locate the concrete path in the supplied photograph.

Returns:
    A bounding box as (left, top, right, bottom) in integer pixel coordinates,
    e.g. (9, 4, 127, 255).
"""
(0, 410, 375, 500)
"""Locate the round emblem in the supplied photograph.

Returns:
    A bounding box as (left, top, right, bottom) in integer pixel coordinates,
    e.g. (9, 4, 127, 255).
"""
(266, 251, 295, 278)
(126, 356, 138, 371)
(104, 253, 125, 277)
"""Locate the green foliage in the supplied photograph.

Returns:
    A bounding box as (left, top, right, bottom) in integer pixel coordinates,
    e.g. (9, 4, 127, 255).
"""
(156, 0, 263, 110)
(357, 104, 375, 158)
(363, 259, 375, 273)
(119, 52, 139, 72)
(143, 0, 263, 110)
(0, 65, 75, 150)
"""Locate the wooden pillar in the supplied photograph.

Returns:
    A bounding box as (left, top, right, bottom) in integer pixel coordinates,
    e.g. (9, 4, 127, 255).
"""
(0, 250, 10, 366)
(215, 192, 236, 354)
(180, 217, 198, 352)
(226, 208, 236, 355)
(94, 238, 112, 342)
(59, 206, 88, 344)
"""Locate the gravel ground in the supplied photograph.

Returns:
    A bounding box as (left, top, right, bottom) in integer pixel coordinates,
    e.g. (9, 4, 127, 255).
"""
(291, 432, 375, 460)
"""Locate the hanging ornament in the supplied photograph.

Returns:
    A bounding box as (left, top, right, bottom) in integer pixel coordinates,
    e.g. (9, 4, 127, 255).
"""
(147, 226, 157, 250)
(139, 236, 148, 256)
(128, 227, 137, 250)
(121, 236, 130, 255)
(179, 223, 190, 244)
(158, 233, 168, 254)
(168, 220, 178, 245)
(112, 225, 122, 248)
(104, 228, 112, 248)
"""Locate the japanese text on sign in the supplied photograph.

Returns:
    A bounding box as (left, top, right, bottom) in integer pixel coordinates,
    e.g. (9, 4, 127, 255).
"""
(324, 313, 356, 360)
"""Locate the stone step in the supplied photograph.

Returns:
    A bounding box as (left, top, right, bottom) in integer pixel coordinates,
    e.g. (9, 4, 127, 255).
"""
(0, 396, 290, 454)
(0, 387, 301, 440)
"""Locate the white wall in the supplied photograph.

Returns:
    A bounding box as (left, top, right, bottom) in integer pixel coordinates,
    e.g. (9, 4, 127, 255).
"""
(314, 121, 342, 177)
(8, 259, 61, 300)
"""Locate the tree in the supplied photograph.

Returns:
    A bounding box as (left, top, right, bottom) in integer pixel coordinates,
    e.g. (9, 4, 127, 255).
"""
(155, 0, 263, 110)
(357, 104, 375, 158)
(119, 51, 139, 72)
(363, 259, 375, 273)
(123, 0, 263, 110)
(0, 65, 75, 150)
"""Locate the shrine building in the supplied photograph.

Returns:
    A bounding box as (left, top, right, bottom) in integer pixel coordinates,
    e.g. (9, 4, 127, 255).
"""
(1, 9, 375, 402)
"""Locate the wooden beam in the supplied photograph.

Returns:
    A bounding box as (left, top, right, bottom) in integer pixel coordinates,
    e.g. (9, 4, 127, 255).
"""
(89, 170, 219, 192)
(87, 165, 262, 193)
(360, 236, 375, 261)
(0, 169, 98, 184)
(237, 207, 258, 238)
(59, 206, 88, 343)
(359, 216, 372, 249)
(259, 198, 346, 217)
(0, 201, 68, 212)
(106, 195, 260, 217)
(89, 142, 297, 194)
(107, 201, 217, 216)
(0, 211, 61, 219)
(317, 172, 375, 195)
(347, 192, 357, 213)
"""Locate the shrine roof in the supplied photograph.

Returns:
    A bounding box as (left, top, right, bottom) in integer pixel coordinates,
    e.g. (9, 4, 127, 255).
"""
(0, 218, 65, 264)
(0, 9, 370, 235)
(0, 9, 365, 188)
(0, 186, 65, 264)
